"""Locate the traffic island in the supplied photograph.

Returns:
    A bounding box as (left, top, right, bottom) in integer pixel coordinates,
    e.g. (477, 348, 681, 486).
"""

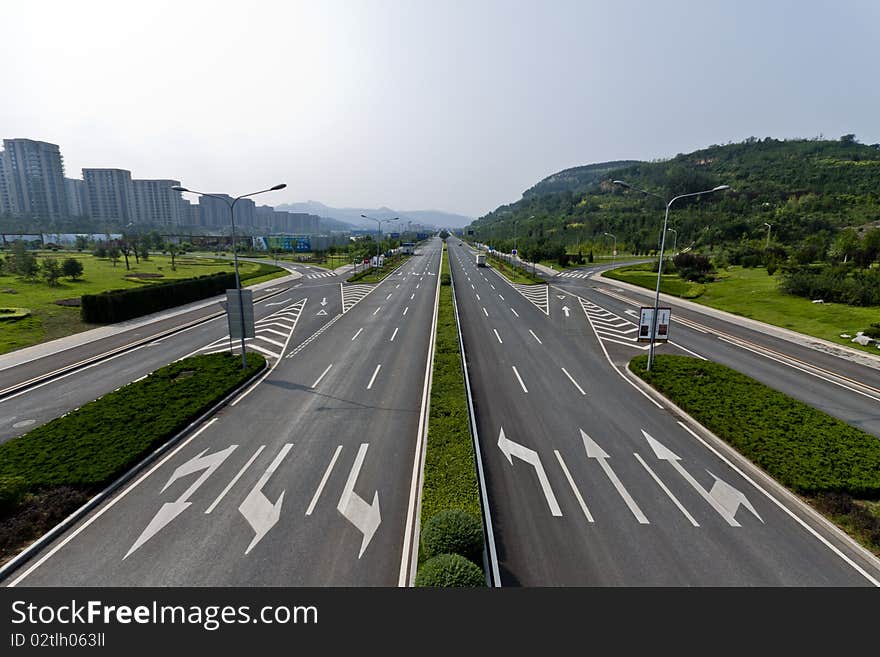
(629, 354, 880, 556)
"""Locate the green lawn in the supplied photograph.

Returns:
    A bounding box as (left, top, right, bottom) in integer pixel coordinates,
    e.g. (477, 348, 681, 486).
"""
(604, 264, 880, 354)
(346, 255, 409, 283)
(0, 251, 285, 355)
(488, 255, 544, 284)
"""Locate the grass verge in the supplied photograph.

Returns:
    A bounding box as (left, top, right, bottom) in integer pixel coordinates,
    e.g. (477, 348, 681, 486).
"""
(605, 264, 880, 354)
(417, 242, 484, 585)
(488, 254, 544, 284)
(0, 352, 265, 565)
(629, 354, 880, 555)
(347, 255, 410, 283)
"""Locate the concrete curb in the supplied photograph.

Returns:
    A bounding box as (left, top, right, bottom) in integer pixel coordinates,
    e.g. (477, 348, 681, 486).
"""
(623, 361, 880, 583)
(0, 359, 268, 584)
(598, 271, 880, 369)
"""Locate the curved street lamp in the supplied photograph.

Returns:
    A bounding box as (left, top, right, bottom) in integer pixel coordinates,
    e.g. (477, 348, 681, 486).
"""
(603, 231, 617, 268)
(613, 180, 730, 371)
(361, 214, 399, 268)
(172, 183, 286, 369)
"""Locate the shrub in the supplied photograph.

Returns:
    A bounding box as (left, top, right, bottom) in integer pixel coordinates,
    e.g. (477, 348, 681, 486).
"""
(62, 257, 84, 280)
(93, 245, 107, 258)
(41, 258, 62, 285)
(421, 509, 483, 563)
(862, 323, 880, 339)
(415, 553, 485, 587)
(673, 252, 713, 281)
(0, 475, 28, 516)
(440, 272, 451, 286)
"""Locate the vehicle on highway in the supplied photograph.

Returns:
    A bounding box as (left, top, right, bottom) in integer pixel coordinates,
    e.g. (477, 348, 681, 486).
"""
(475, 252, 486, 267)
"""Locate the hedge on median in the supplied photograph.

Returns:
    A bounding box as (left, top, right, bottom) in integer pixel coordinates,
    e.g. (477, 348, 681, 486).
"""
(81, 272, 236, 323)
(628, 354, 880, 498)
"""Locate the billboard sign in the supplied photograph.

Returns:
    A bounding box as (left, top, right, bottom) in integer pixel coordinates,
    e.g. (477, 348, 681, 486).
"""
(390, 232, 400, 239)
(638, 307, 671, 342)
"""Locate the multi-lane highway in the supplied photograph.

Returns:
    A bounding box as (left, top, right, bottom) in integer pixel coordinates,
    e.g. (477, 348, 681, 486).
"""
(447, 240, 880, 586)
(5, 239, 442, 586)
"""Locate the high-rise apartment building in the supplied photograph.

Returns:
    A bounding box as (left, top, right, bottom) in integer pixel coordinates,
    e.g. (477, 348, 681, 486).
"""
(197, 194, 256, 229)
(132, 179, 185, 227)
(64, 178, 87, 217)
(82, 168, 136, 223)
(0, 139, 69, 220)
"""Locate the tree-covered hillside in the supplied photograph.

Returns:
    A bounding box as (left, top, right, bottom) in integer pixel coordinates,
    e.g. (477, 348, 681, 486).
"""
(469, 136, 880, 261)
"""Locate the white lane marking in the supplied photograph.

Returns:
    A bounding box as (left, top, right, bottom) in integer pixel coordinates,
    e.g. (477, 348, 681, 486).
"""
(7, 418, 219, 586)
(373, 306, 382, 316)
(561, 367, 587, 395)
(529, 329, 543, 344)
(416, 283, 420, 289)
(261, 327, 289, 339)
(403, 307, 409, 316)
(510, 308, 519, 317)
(512, 365, 529, 393)
(581, 430, 649, 524)
(633, 452, 699, 527)
(410, 293, 415, 300)
(247, 343, 280, 358)
(351, 328, 363, 341)
(490, 284, 495, 290)
(390, 327, 399, 342)
(482, 307, 489, 317)
(311, 363, 333, 388)
(475, 293, 481, 301)
(396, 284, 400, 289)
(493, 328, 503, 344)
(205, 445, 266, 514)
(306, 445, 343, 516)
(367, 364, 382, 389)
(471, 284, 475, 289)
(386, 293, 392, 300)
(676, 421, 880, 586)
(554, 450, 594, 522)
(669, 340, 707, 360)
(498, 294, 504, 300)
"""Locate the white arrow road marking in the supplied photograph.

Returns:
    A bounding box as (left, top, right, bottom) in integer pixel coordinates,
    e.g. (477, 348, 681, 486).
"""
(205, 445, 265, 515)
(498, 428, 561, 516)
(321, 297, 328, 306)
(581, 430, 648, 524)
(125, 444, 238, 558)
(633, 452, 699, 527)
(562, 306, 571, 317)
(239, 443, 294, 554)
(707, 470, 764, 523)
(554, 450, 594, 522)
(556, 295, 566, 300)
(337, 443, 381, 558)
(642, 430, 745, 527)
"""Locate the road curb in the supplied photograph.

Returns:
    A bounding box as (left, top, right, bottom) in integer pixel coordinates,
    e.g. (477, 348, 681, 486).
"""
(598, 271, 880, 368)
(622, 362, 880, 583)
(0, 359, 269, 585)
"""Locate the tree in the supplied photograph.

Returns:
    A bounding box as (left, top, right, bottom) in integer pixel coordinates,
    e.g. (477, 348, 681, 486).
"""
(62, 257, 84, 281)
(139, 236, 151, 261)
(75, 235, 89, 252)
(108, 246, 121, 267)
(588, 249, 594, 263)
(118, 241, 132, 270)
(166, 242, 180, 271)
(11, 241, 38, 280)
(41, 258, 62, 286)
(149, 230, 163, 250)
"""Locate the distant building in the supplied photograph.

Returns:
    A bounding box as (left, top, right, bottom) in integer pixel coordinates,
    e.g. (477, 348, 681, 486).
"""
(64, 178, 87, 217)
(181, 198, 200, 226)
(83, 168, 136, 223)
(132, 179, 185, 227)
(0, 139, 69, 220)
(197, 194, 256, 229)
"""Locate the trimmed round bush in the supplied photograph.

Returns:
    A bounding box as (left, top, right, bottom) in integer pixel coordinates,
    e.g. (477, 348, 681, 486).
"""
(421, 509, 483, 563)
(415, 553, 484, 587)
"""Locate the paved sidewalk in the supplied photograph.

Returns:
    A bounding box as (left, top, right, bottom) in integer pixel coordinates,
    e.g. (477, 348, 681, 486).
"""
(0, 271, 301, 372)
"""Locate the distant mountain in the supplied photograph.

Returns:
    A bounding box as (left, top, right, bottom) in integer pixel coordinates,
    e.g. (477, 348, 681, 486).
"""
(274, 201, 472, 230)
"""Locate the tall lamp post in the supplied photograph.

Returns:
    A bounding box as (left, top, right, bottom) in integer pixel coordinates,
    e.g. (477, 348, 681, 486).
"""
(613, 180, 729, 371)
(604, 232, 616, 268)
(666, 227, 678, 257)
(361, 214, 399, 267)
(172, 183, 287, 370)
(763, 222, 772, 248)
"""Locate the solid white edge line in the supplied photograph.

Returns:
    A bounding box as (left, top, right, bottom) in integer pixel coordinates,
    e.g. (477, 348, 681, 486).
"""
(305, 445, 343, 516)
(554, 450, 594, 522)
(311, 363, 333, 388)
(205, 444, 265, 514)
(633, 452, 699, 527)
(399, 242, 443, 586)
(512, 365, 529, 393)
(8, 418, 219, 587)
(561, 367, 587, 395)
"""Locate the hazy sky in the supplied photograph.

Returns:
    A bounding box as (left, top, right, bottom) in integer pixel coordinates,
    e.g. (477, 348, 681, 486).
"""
(3, 0, 878, 218)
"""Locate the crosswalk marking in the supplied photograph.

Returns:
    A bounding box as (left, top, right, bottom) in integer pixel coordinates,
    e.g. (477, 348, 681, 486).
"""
(306, 271, 337, 279)
(556, 270, 592, 279)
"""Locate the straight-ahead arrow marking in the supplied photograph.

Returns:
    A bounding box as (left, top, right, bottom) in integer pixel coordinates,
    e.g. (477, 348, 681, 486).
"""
(337, 443, 382, 558)
(642, 431, 741, 527)
(239, 443, 294, 554)
(498, 428, 562, 516)
(581, 430, 648, 524)
(321, 297, 328, 306)
(125, 444, 238, 559)
(562, 306, 571, 317)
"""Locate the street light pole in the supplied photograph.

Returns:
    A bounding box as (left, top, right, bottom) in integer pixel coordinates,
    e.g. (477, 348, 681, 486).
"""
(172, 183, 286, 370)
(613, 180, 729, 371)
(604, 232, 616, 268)
(361, 214, 399, 267)
(764, 222, 772, 248)
(667, 228, 678, 257)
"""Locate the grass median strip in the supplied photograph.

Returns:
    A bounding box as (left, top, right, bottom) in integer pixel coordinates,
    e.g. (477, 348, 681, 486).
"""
(629, 354, 880, 554)
(416, 242, 485, 586)
(347, 255, 410, 283)
(0, 352, 265, 565)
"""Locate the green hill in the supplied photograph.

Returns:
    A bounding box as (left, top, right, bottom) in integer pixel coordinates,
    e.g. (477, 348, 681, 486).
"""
(468, 136, 880, 260)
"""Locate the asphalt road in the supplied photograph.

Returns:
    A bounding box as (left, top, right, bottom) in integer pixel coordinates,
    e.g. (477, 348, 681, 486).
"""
(447, 240, 880, 586)
(7, 239, 442, 586)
